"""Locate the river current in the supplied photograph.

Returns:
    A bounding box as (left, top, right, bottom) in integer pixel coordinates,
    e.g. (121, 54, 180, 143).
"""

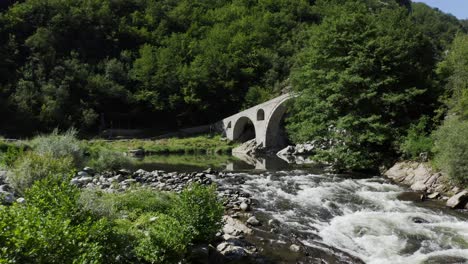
(214, 169, 468, 264)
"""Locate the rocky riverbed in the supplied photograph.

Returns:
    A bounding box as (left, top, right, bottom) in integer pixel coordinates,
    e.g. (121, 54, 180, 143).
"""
(69, 167, 312, 263)
(384, 161, 468, 209)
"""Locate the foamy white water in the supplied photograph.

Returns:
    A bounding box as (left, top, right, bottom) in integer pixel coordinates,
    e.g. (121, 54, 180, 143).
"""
(216, 171, 468, 264)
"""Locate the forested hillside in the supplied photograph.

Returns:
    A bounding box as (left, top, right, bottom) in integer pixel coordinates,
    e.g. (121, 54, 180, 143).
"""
(0, 0, 467, 172)
(0, 0, 318, 135)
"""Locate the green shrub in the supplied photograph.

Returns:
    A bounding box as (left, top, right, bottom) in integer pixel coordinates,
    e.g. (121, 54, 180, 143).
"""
(170, 184, 223, 242)
(399, 116, 434, 160)
(0, 145, 26, 168)
(132, 213, 191, 263)
(0, 176, 113, 263)
(7, 152, 74, 194)
(80, 188, 174, 220)
(433, 118, 468, 185)
(31, 128, 84, 166)
(88, 150, 132, 172)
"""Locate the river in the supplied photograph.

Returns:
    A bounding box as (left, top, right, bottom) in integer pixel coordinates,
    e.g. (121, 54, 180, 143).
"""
(137, 154, 468, 263)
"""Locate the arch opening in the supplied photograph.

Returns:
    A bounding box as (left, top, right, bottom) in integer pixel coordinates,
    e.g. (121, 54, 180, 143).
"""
(257, 109, 265, 121)
(233, 116, 256, 143)
(264, 101, 291, 148)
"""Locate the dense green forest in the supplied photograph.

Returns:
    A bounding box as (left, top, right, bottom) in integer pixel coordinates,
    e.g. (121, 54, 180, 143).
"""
(1, 0, 467, 173)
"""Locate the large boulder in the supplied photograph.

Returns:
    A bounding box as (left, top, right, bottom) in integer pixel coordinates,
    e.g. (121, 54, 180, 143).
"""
(410, 181, 427, 192)
(446, 190, 468, 209)
(216, 242, 247, 260)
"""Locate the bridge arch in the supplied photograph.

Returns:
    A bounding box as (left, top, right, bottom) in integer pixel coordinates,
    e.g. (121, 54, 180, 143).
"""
(232, 116, 256, 142)
(219, 93, 294, 148)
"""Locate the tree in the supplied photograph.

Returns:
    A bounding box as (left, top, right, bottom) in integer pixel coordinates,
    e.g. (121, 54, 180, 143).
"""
(286, 0, 437, 170)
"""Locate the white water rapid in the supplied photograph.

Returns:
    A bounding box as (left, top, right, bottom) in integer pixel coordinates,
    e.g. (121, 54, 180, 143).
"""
(216, 170, 468, 264)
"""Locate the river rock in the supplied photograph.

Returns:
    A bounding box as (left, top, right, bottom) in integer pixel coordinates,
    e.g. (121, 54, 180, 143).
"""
(246, 216, 260, 226)
(216, 242, 247, 260)
(77, 171, 89, 177)
(0, 184, 11, 192)
(240, 202, 250, 211)
(129, 148, 145, 157)
(446, 190, 468, 209)
(83, 167, 95, 175)
(289, 244, 301, 252)
(16, 197, 26, 204)
(78, 177, 93, 184)
(223, 216, 253, 236)
(411, 181, 427, 192)
(427, 192, 440, 199)
(0, 191, 14, 204)
(277, 146, 295, 156)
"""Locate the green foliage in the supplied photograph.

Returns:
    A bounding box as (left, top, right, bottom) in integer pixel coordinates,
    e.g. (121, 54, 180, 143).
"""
(437, 34, 468, 120)
(411, 2, 466, 57)
(170, 184, 224, 242)
(433, 119, 468, 186)
(31, 128, 84, 166)
(0, 145, 25, 168)
(399, 116, 434, 160)
(432, 34, 468, 186)
(0, 0, 317, 135)
(286, 0, 439, 170)
(79, 188, 175, 220)
(88, 150, 132, 172)
(88, 135, 236, 155)
(81, 184, 223, 263)
(7, 152, 74, 195)
(0, 175, 113, 263)
(132, 213, 191, 263)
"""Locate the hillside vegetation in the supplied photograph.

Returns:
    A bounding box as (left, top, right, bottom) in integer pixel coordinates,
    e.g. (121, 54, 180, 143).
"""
(0, 0, 467, 176)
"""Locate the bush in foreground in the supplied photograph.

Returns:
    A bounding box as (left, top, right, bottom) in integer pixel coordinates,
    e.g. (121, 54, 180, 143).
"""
(7, 152, 74, 194)
(0, 176, 114, 263)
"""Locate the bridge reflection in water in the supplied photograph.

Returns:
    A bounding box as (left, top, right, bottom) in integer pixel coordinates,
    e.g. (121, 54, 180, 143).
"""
(225, 152, 290, 171)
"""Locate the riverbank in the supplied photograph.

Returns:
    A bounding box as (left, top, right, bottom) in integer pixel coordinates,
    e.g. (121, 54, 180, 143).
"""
(384, 161, 468, 209)
(69, 167, 316, 263)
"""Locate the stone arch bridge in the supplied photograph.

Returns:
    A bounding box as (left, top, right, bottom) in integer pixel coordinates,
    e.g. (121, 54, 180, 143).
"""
(216, 93, 294, 148)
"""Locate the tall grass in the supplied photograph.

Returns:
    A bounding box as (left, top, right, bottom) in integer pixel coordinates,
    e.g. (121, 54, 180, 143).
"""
(31, 128, 84, 166)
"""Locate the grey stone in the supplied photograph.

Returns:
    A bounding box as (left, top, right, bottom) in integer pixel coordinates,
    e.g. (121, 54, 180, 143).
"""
(0, 191, 14, 204)
(70, 178, 80, 185)
(83, 167, 95, 175)
(240, 202, 250, 212)
(246, 216, 260, 226)
(277, 146, 295, 156)
(216, 242, 247, 260)
(446, 190, 468, 209)
(289, 244, 301, 252)
(427, 192, 440, 199)
(16, 197, 25, 204)
(78, 177, 93, 184)
(223, 216, 253, 235)
(410, 181, 427, 192)
(77, 171, 89, 177)
(129, 149, 145, 156)
(0, 184, 11, 192)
